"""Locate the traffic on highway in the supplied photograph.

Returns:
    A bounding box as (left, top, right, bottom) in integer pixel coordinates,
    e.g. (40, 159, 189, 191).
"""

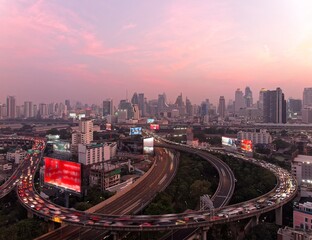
(0, 135, 298, 232)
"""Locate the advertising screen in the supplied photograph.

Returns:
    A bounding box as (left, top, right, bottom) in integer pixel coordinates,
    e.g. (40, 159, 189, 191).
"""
(241, 139, 253, 152)
(143, 137, 154, 154)
(222, 137, 237, 148)
(147, 118, 155, 124)
(150, 124, 160, 130)
(130, 127, 142, 135)
(44, 158, 81, 193)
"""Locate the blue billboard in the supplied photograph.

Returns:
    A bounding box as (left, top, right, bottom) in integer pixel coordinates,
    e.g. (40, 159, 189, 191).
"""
(130, 127, 142, 135)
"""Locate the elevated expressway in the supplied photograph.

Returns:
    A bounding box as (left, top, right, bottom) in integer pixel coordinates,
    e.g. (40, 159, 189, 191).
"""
(0, 136, 298, 240)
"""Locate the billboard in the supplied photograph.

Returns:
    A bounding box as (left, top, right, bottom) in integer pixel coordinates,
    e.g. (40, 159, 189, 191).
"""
(143, 137, 154, 154)
(130, 127, 142, 135)
(222, 137, 237, 148)
(150, 124, 160, 130)
(147, 118, 155, 124)
(44, 158, 81, 193)
(241, 139, 253, 152)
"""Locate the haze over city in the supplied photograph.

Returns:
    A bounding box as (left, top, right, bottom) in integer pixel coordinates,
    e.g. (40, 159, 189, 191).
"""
(1, 0, 312, 105)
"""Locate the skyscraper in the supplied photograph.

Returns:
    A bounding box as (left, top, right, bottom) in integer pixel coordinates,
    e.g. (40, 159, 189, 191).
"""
(234, 89, 245, 113)
(218, 96, 226, 119)
(131, 92, 139, 105)
(6, 96, 16, 119)
(244, 86, 253, 108)
(303, 88, 312, 108)
(258, 88, 267, 109)
(103, 99, 113, 116)
(263, 88, 286, 123)
(138, 93, 145, 117)
(24, 101, 33, 118)
(185, 97, 193, 116)
(157, 93, 168, 115)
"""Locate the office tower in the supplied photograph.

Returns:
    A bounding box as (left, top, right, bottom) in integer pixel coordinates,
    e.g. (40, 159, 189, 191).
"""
(6, 96, 16, 119)
(79, 118, 93, 144)
(303, 88, 312, 108)
(39, 103, 48, 118)
(234, 89, 245, 113)
(244, 86, 253, 108)
(131, 93, 139, 105)
(200, 99, 210, 116)
(24, 101, 33, 118)
(133, 104, 140, 120)
(157, 93, 168, 115)
(263, 87, 286, 123)
(103, 99, 113, 116)
(175, 93, 185, 115)
(288, 99, 302, 117)
(33, 104, 38, 118)
(258, 88, 267, 109)
(48, 103, 55, 116)
(302, 108, 312, 123)
(185, 97, 193, 116)
(65, 99, 71, 111)
(218, 96, 226, 119)
(119, 100, 134, 119)
(138, 93, 145, 117)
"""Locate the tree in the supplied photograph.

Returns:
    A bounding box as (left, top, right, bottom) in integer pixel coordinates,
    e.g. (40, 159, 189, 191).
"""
(190, 180, 211, 198)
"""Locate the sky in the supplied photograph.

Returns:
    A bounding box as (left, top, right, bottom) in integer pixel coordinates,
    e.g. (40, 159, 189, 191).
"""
(1, 0, 312, 106)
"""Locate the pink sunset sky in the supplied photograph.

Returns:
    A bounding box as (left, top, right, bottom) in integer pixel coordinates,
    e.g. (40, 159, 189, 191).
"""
(1, 0, 312, 105)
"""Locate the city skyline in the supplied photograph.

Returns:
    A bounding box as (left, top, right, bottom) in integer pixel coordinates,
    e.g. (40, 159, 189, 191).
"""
(1, 0, 312, 104)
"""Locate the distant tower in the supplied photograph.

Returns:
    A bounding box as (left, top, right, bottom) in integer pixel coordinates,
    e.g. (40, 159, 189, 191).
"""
(263, 88, 286, 123)
(103, 99, 113, 116)
(303, 88, 312, 108)
(185, 97, 193, 116)
(244, 86, 253, 108)
(234, 89, 245, 113)
(24, 101, 33, 118)
(258, 88, 267, 109)
(6, 96, 16, 119)
(138, 93, 145, 117)
(131, 92, 139, 105)
(218, 96, 226, 119)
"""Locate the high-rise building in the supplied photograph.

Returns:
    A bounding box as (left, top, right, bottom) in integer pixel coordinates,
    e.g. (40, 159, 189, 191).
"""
(303, 88, 312, 108)
(258, 88, 267, 110)
(244, 86, 253, 108)
(263, 87, 286, 123)
(200, 99, 210, 117)
(218, 96, 226, 119)
(234, 89, 245, 113)
(288, 99, 302, 118)
(103, 99, 113, 116)
(185, 97, 193, 116)
(39, 103, 48, 118)
(6, 96, 16, 119)
(131, 93, 139, 105)
(24, 101, 33, 118)
(65, 99, 71, 111)
(138, 93, 145, 117)
(302, 108, 312, 123)
(157, 93, 168, 115)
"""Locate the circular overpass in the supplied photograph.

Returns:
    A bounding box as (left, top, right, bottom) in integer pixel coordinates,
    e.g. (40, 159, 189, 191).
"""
(0, 135, 298, 233)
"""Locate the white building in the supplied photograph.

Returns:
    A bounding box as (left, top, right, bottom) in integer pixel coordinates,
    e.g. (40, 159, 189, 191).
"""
(71, 118, 93, 154)
(78, 142, 116, 165)
(6, 149, 27, 164)
(292, 155, 312, 186)
(237, 129, 272, 145)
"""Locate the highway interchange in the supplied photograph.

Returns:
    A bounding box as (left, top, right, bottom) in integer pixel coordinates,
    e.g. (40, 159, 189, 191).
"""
(0, 135, 298, 239)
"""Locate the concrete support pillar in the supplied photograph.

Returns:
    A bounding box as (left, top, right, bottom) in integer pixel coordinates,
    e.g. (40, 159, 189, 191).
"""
(275, 206, 283, 226)
(27, 210, 33, 219)
(201, 226, 210, 240)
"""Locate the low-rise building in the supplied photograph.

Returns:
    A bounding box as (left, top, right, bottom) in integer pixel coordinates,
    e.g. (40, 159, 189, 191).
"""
(237, 129, 272, 145)
(278, 226, 312, 240)
(294, 201, 312, 230)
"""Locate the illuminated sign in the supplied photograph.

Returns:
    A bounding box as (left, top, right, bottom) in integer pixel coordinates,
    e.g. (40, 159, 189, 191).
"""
(222, 137, 237, 148)
(241, 139, 253, 152)
(147, 118, 155, 123)
(44, 158, 81, 193)
(150, 124, 160, 130)
(130, 127, 142, 135)
(143, 137, 154, 154)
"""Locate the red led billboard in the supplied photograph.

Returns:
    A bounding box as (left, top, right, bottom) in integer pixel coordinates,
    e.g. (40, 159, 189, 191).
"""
(241, 139, 253, 152)
(150, 124, 160, 130)
(44, 158, 81, 193)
